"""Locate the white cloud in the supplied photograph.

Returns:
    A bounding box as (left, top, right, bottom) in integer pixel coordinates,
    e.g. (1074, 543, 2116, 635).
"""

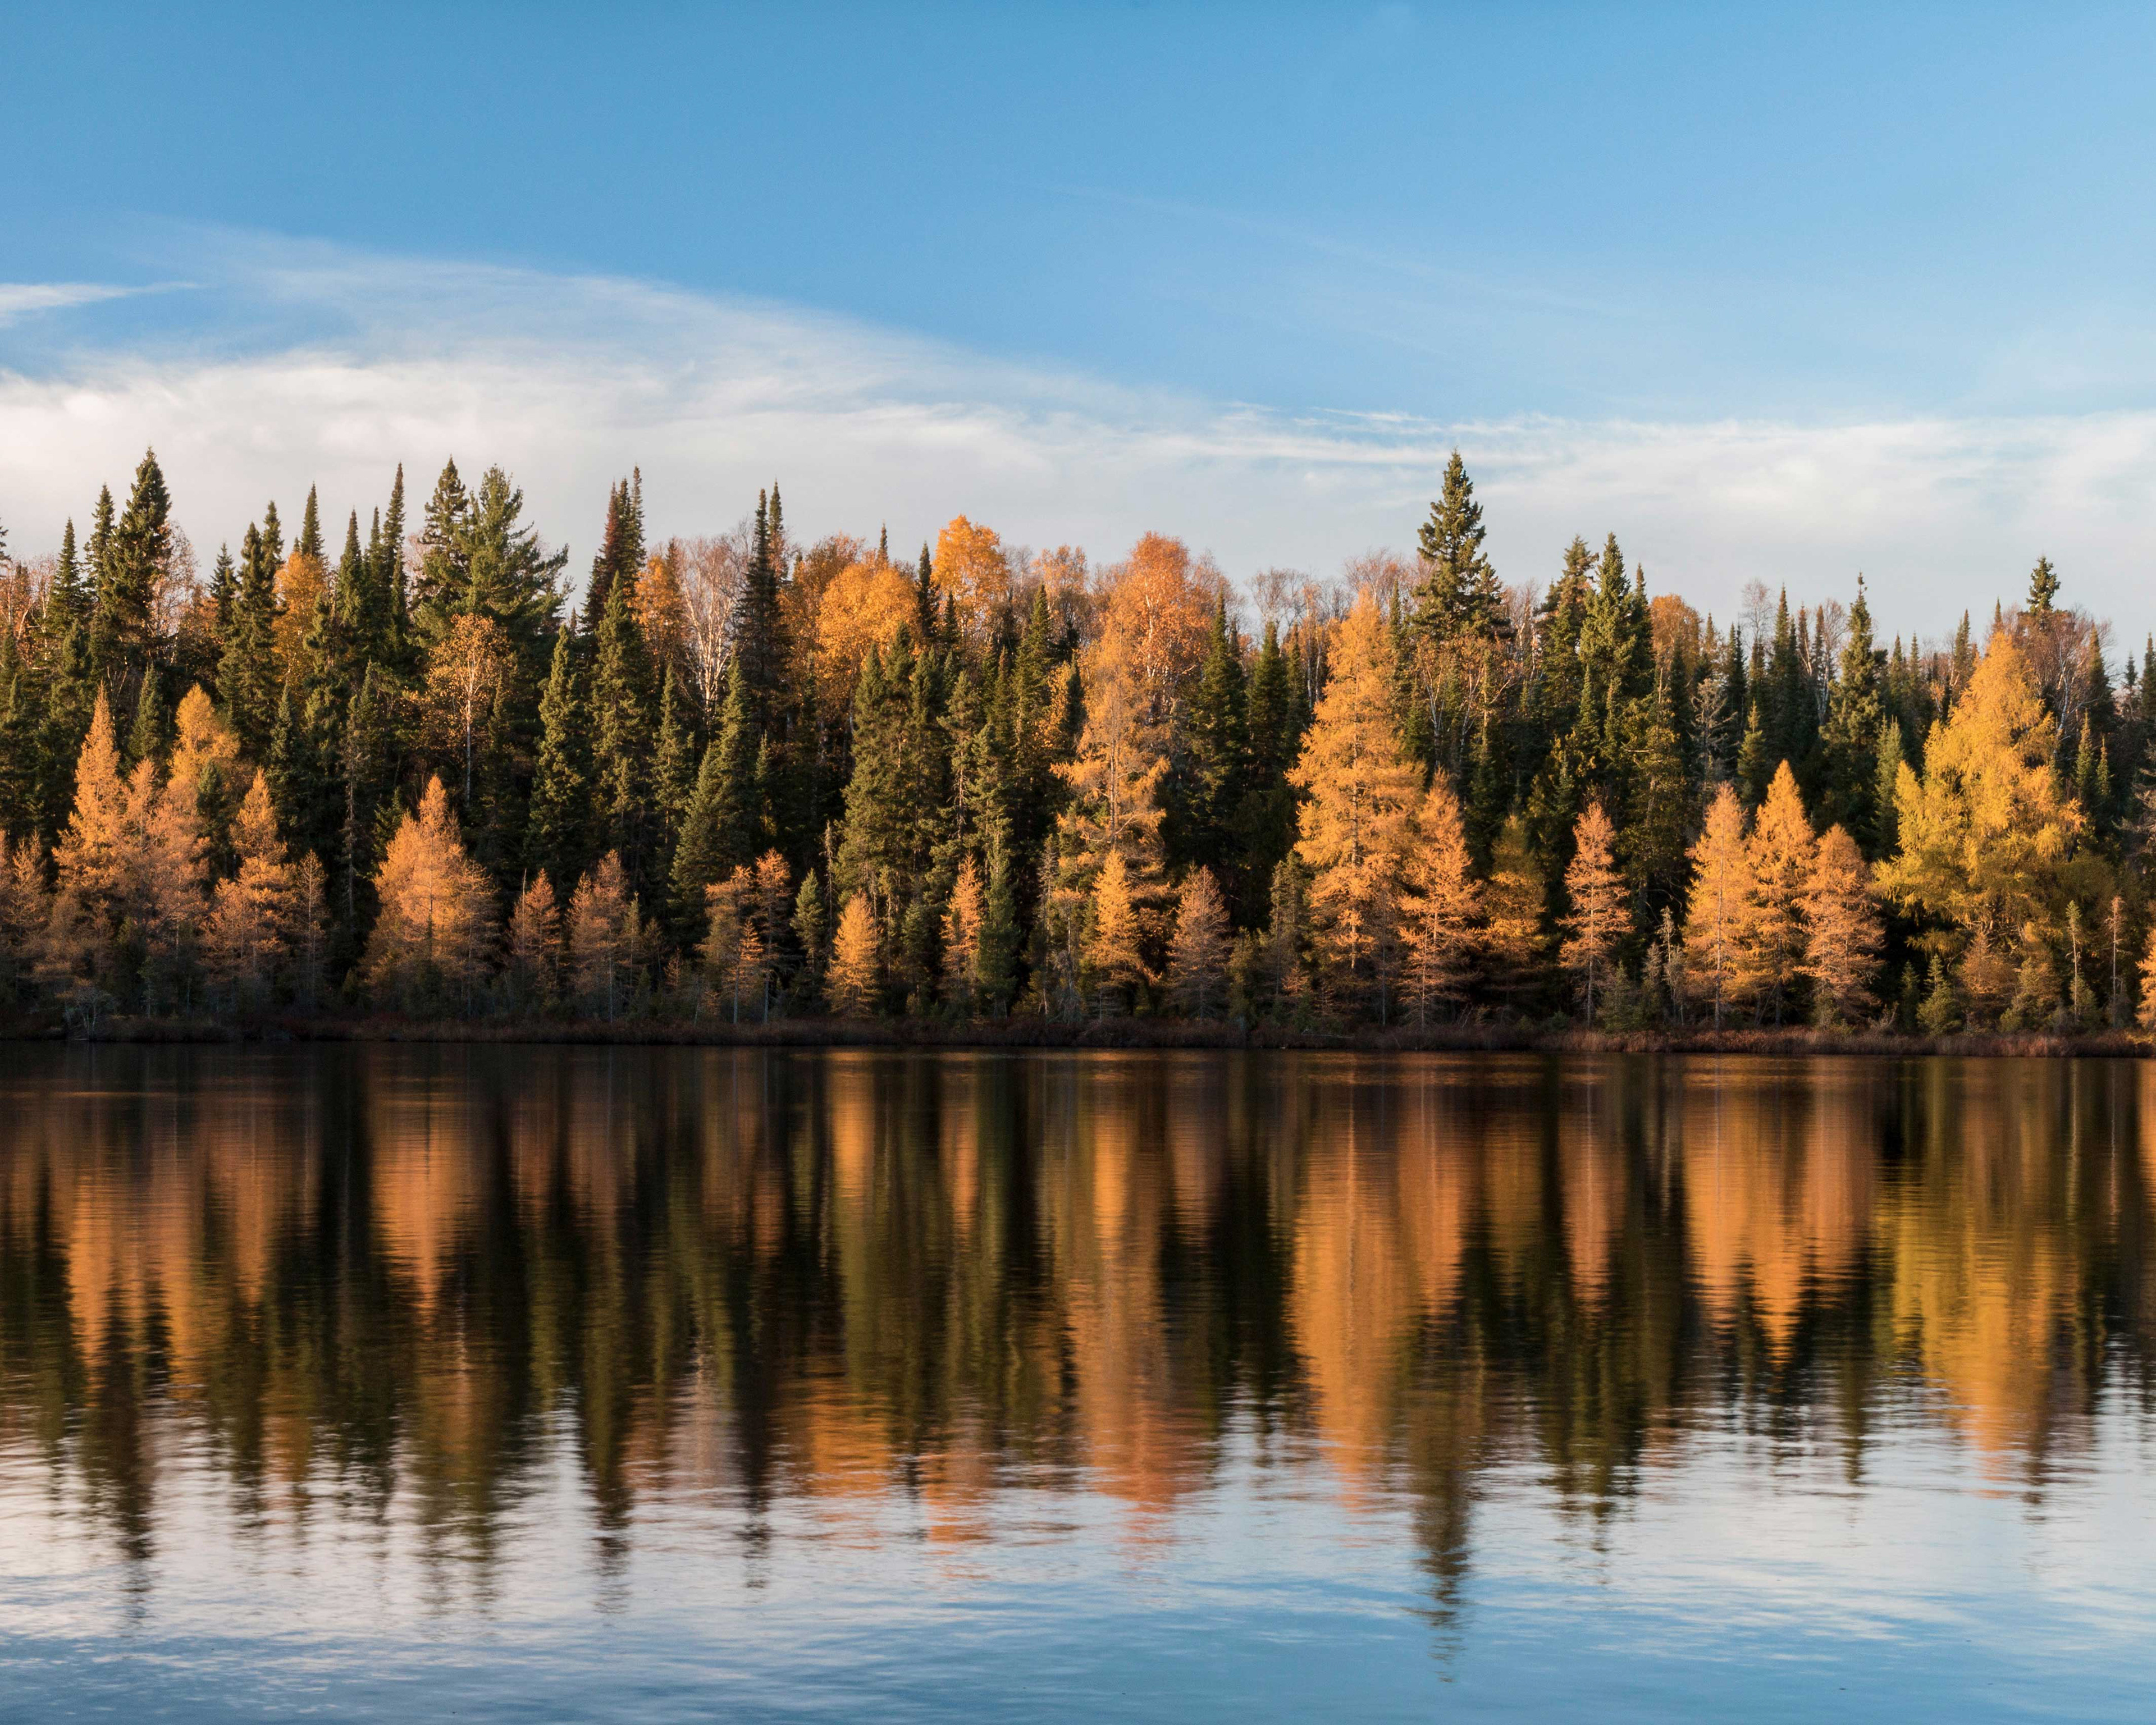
(0, 282, 147, 324)
(0, 241, 2150, 640)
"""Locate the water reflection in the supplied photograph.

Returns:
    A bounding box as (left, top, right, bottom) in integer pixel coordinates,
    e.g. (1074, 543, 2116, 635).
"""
(3, 1046, 2153, 1634)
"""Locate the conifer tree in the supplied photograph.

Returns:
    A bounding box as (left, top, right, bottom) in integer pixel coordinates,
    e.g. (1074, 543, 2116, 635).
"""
(1399, 780, 1479, 1023)
(1739, 762, 1815, 1024)
(1560, 800, 1626, 1020)
(1175, 596, 1250, 879)
(1290, 594, 1419, 1012)
(1166, 866, 1231, 1018)
(54, 690, 129, 919)
(527, 630, 590, 892)
(364, 776, 495, 1013)
(503, 871, 559, 1010)
(792, 868, 830, 1005)
(567, 852, 645, 1021)
(205, 770, 294, 1012)
(827, 892, 879, 1017)
(1682, 785, 1751, 1028)
(1085, 849, 1148, 1016)
(1802, 824, 1883, 1024)
(1481, 815, 1548, 1010)
(1412, 451, 1502, 640)
(940, 855, 986, 1012)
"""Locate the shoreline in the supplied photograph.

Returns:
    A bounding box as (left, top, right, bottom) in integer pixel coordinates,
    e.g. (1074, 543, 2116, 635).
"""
(8, 1014, 2152, 1060)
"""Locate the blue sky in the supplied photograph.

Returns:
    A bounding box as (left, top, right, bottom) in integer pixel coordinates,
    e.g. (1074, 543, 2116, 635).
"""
(4, 3, 2154, 632)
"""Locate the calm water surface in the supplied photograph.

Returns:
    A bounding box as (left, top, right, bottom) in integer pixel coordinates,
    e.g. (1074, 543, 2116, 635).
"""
(3, 1045, 2154, 1721)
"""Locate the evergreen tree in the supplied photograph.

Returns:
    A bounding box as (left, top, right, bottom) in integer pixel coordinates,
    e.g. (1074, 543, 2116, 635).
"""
(527, 630, 590, 893)
(587, 569, 655, 882)
(1412, 450, 1502, 640)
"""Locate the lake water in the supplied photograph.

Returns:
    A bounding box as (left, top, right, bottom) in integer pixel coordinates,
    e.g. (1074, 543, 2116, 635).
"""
(2, 1045, 2153, 1721)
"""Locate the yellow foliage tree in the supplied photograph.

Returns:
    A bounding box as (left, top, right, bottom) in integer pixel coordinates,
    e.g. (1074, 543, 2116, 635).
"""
(701, 864, 767, 1022)
(942, 855, 985, 1010)
(273, 551, 326, 687)
(1166, 866, 1231, 1018)
(816, 556, 919, 716)
(1682, 784, 1752, 1028)
(127, 761, 210, 1014)
(1481, 815, 1547, 1008)
(1878, 625, 2091, 946)
(1399, 781, 1480, 1024)
(54, 689, 130, 917)
(503, 871, 559, 1009)
(568, 851, 647, 1021)
(933, 515, 1011, 647)
(1738, 762, 1815, 1023)
(1091, 532, 1217, 730)
(1560, 800, 1627, 1019)
(828, 891, 880, 1017)
(1291, 593, 1420, 1011)
(364, 776, 495, 1013)
(1054, 673, 1170, 919)
(1085, 849, 1150, 1015)
(1802, 824, 1884, 1026)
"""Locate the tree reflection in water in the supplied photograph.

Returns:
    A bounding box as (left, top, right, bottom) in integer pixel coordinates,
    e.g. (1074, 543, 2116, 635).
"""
(2, 1045, 2151, 1622)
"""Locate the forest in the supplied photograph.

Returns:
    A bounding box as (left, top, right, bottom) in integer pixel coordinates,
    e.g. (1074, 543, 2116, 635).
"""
(0, 446, 2145, 1037)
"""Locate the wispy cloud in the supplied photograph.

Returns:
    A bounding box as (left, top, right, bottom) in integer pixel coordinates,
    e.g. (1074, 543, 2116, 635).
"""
(0, 237, 2148, 637)
(0, 282, 155, 324)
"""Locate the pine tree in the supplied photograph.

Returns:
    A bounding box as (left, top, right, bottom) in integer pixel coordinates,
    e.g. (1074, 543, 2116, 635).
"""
(1412, 451, 1502, 640)
(2027, 555, 2061, 615)
(1175, 596, 1249, 878)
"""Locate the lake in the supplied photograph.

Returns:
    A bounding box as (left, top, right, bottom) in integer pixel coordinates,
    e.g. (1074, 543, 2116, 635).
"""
(2, 1044, 2153, 1721)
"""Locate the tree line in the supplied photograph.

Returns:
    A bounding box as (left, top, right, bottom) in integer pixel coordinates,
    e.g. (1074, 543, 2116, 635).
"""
(0, 446, 2150, 1034)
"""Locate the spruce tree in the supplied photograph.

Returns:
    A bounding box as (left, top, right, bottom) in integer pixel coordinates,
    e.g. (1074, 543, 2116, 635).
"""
(1819, 576, 1886, 847)
(1412, 450, 1501, 640)
(588, 571, 654, 883)
(526, 630, 590, 893)
(1175, 597, 1249, 881)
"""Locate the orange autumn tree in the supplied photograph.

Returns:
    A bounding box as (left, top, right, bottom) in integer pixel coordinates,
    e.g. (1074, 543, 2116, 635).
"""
(1560, 800, 1627, 1019)
(827, 893, 880, 1017)
(1878, 624, 2093, 952)
(1085, 849, 1150, 1015)
(1290, 592, 1420, 1014)
(1399, 780, 1480, 1023)
(1739, 762, 1815, 1024)
(1803, 824, 1884, 1025)
(364, 776, 495, 1013)
(1166, 867, 1231, 1019)
(1682, 785, 1752, 1028)
(932, 515, 1012, 648)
